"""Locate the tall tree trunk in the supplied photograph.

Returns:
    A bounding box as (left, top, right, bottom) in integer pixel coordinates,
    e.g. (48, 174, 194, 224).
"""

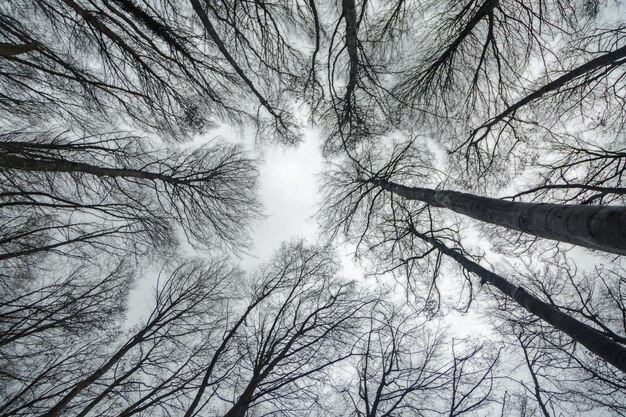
(373, 179, 626, 255)
(473, 44, 626, 137)
(342, 0, 359, 105)
(0, 153, 179, 184)
(223, 381, 257, 417)
(41, 332, 146, 417)
(409, 226, 626, 373)
(0, 42, 38, 56)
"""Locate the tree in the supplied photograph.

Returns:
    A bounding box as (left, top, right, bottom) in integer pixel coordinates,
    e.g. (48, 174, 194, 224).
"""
(0, 130, 261, 262)
(4, 0, 626, 415)
(339, 302, 498, 417)
(1, 258, 239, 417)
(488, 259, 626, 416)
(321, 127, 626, 364)
(0, 0, 313, 141)
(0, 260, 131, 349)
(406, 224, 626, 372)
(0, 256, 133, 417)
(212, 241, 371, 417)
(1, 241, 377, 417)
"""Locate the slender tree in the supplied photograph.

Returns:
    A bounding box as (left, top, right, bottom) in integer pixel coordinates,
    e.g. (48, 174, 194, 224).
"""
(341, 302, 498, 417)
(0, 0, 312, 140)
(216, 241, 371, 417)
(22, 259, 238, 417)
(0, 130, 261, 257)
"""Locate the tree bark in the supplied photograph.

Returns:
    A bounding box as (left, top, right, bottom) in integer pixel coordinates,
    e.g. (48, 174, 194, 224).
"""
(374, 179, 626, 255)
(0, 153, 178, 184)
(0, 42, 38, 56)
(342, 0, 359, 104)
(409, 226, 626, 373)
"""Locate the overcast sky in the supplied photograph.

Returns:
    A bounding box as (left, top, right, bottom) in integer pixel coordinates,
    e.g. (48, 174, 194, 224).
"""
(249, 128, 323, 261)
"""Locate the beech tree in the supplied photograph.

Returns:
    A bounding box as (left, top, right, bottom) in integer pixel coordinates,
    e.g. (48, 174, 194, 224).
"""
(370, 176, 626, 256)
(212, 242, 371, 417)
(3, 0, 626, 416)
(0, 130, 261, 262)
(1, 242, 375, 417)
(339, 303, 498, 417)
(489, 259, 626, 416)
(1, 258, 239, 417)
(0, 256, 133, 417)
(0, 0, 315, 140)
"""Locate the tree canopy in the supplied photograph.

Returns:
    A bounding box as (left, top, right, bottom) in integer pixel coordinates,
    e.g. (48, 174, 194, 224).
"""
(1, 0, 625, 416)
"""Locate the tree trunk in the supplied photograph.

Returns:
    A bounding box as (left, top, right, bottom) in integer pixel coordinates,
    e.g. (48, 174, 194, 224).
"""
(374, 179, 626, 255)
(223, 382, 257, 417)
(41, 329, 150, 417)
(475, 44, 626, 135)
(409, 227, 626, 373)
(0, 43, 37, 56)
(0, 153, 177, 183)
(342, 0, 359, 103)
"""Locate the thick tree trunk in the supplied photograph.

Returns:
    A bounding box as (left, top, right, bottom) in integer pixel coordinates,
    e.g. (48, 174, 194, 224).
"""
(374, 179, 626, 255)
(342, 0, 359, 103)
(410, 227, 626, 373)
(223, 382, 257, 417)
(0, 153, 177, 183)
(0, 43, 37, 56)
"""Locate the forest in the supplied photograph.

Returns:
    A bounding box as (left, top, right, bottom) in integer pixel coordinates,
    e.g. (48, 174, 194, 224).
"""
(0, 0, 625, 416)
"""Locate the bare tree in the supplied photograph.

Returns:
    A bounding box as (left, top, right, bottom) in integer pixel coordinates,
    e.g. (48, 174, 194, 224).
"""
(405, 224, 626, 373)
(0, 130, 261, 258)
(489, 259, 626, 416)
(340, 302, 498, 417)
(213, 241, 372, 417)
(0, 254, 133, 417)
(319, 144, 626, 372)
(0, 259, 131, 349)
(0, 0, 313, 141)
(0, 258, 239, 417)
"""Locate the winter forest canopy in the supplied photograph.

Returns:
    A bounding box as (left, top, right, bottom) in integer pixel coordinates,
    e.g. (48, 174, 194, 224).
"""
(1, 0, 625, 415)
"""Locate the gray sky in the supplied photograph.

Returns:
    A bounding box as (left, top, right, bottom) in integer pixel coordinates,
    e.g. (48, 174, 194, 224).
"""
(249, 128, 323, 261)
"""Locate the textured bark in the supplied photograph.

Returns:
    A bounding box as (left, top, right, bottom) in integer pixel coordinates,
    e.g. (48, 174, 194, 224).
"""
(342, 0, 359, 104)
(375, 179, 626, 255)
(0, 154, 177, 183)
(410, 227, 626, 373)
